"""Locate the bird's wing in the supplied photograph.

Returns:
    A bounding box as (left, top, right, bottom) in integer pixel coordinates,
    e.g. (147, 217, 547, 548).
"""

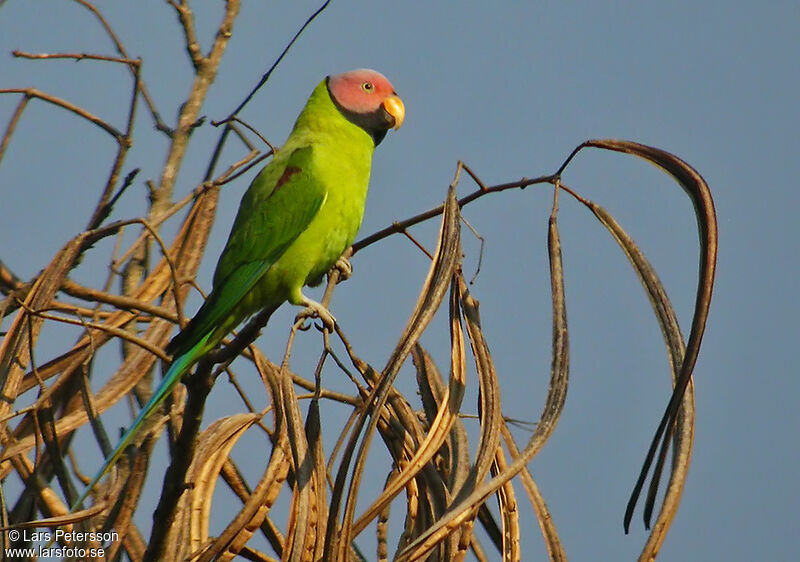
(167, 146, 325, 355)
(73, 147, 326, 511)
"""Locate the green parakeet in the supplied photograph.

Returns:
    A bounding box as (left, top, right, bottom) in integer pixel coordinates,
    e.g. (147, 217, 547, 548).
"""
(72, 69, 404, 510)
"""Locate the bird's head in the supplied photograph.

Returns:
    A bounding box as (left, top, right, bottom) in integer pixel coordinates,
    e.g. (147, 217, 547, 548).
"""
(327, 69, 405, 145)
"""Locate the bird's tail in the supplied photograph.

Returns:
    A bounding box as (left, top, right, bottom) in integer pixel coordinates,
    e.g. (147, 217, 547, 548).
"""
(70, 332, 211, 511)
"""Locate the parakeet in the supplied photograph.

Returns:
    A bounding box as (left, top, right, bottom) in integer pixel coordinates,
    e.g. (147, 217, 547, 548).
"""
(72, 69, 404, 510)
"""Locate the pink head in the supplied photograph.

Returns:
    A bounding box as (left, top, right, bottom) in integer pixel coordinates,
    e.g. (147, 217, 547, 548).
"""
(327, 69, 405, 143)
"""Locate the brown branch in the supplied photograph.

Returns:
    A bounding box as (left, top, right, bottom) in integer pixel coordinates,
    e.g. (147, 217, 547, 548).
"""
(107, 146, 259, 287)
(20, 307, 170, 362)
(144, 359, 214, 561)
(212, 116, 277, 153)
(167, 0, 203, 71)
(85, 58, 140, 231)
(72, 0, 170, 134)
(0, 95, 30, 168)
(0, 88, 122, 139)
(400, 229, 434, 260)
(149, 0, 241, 220)
(60, 279, 178, 323)
(216, 151, 271, 186)
(86, 167, 141, 232)
(0, 259, 26, 294)
(352, 167, 557, 255)
(12, 50, 140, 66)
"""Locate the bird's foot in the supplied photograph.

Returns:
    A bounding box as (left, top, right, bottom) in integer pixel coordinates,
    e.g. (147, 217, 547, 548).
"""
(330, 256, 353, 283)
(295, 297, 336, 331)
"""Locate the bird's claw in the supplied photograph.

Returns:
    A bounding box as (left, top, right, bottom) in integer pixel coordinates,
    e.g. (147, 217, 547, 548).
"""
(295, 299, 336, 331)
(330, 256, 353, 283)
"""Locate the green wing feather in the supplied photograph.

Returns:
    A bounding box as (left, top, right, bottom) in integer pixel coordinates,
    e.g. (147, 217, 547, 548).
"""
(167, 145, 326, 355)
(73, 146, 327, 510)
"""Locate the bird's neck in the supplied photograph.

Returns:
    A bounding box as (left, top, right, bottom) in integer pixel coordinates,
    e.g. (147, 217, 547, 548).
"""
(289, 80, 376, 154)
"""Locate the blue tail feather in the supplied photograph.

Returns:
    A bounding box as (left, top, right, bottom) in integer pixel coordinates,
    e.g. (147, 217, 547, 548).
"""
(70, 333, 210, 511)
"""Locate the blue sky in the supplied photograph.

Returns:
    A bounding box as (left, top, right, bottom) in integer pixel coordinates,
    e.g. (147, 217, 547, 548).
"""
(1, 1, 798, 560)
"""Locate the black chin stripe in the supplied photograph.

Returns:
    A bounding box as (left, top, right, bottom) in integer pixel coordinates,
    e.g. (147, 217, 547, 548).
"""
(327, 78, 394, 146)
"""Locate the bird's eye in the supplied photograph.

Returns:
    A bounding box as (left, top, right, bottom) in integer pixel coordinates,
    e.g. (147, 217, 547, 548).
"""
(361, 82, 374, 92)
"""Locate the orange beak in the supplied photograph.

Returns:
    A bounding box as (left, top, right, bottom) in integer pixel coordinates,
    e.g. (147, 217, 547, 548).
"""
(382, 95, 405, 129)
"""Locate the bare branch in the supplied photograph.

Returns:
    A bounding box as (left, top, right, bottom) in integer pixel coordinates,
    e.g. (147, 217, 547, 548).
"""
(12, 50, 140, 66)
(0, 95, 30, 168)
(167, 0, 203, 70)
(0, 88, 123, 139)
(72, 0, 170, 133)
(352, 170, 558, 254)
